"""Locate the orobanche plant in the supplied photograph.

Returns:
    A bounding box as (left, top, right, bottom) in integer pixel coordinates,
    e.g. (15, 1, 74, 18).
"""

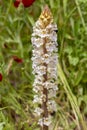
(31, 5, 58, 130)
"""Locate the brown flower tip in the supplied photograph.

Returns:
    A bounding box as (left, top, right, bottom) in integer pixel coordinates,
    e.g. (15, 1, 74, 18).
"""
(39, 5, 53, 28)
(0, 73, 3, 81)
(13, 56, 23, 63)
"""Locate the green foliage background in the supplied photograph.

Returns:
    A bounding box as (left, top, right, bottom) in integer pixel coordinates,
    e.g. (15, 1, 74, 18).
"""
(0, 0, 87, 130)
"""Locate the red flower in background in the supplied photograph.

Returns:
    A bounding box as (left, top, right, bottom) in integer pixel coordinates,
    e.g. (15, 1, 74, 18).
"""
(0, 73, 3, 81)
(13, 56, 23, 63)
(14, 0, 36, 8)
(14, 0, 20, 7)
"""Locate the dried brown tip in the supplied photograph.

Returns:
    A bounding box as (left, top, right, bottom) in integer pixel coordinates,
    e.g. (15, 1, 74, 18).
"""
(39, 5, 53, 28)
(43, 5, 51, 15)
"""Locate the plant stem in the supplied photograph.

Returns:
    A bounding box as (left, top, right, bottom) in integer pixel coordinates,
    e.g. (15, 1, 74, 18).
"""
(41, 38, 48, 130)
(42, 88, 48, 130)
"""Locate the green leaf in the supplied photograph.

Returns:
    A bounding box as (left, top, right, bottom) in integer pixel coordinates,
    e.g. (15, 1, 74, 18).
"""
(75, 70, 84, 86)
(68, 56, 79, 66)
(0, 122, 5, 130)
(64, 46, 73, 54)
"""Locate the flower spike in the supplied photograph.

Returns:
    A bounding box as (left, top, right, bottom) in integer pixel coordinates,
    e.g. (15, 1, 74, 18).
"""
(31, 5, 58, 130)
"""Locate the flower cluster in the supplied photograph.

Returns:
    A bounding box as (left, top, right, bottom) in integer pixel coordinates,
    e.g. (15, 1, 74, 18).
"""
(31, 5, 58, 127)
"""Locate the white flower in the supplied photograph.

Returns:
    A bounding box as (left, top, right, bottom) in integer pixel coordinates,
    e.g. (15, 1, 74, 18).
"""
(33, 95, 42, 104)
(31, 57, 44, 68)
(41, 53, 51, 64)
(46, 42, 58, 53)
(33, 65, 46, 75)
(33, 78, 43, 86)
(50, 54, 58, 63)
(46, 23, 57, 31)
(33, 85, 43, 93)
(31, 37, 44, 48)
(32, 31, 50, 38)
(38, 116, 52, 126)
(33, 21, 42, 30)
(47, 60, 57, 69)
(47, 67, 57, 73)
(47, 71, 57, 80)
(33, 94, 46, 104)
(43, 116, 52, 126)
(53, 85, 58, 91)
(38, 118, 43, 126)
(35, 75, 44, 82)
(34, 107, 43, 116)
(50, 31, 57, 42)
(48, 89, 57, 98)
(43, 81, 53, 89)
(32, 49, 43, 57)
(47, 100, 57, 112)
(43, 81, 56, 89)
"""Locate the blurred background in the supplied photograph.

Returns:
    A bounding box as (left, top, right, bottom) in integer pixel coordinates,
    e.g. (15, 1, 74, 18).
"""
(0, 0, 87, 130)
